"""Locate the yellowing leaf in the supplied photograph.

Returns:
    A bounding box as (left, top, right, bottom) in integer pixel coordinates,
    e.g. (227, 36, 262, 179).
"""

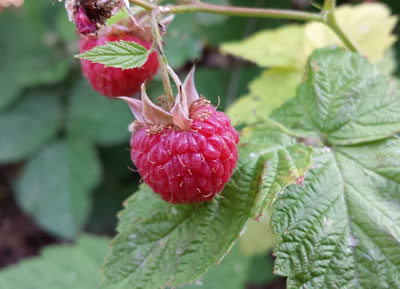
(227, 68, 302, 125)
(220, 25, 306, 68)
(304, 3, 398, 62)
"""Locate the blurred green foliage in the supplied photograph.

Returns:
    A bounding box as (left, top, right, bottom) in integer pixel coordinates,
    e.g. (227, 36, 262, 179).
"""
(0, 0, 398, 288)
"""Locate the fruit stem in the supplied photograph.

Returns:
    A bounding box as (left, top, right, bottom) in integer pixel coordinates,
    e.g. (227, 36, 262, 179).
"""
(130, 0, 323, 22)
(149, 9, 175, 108)
(322, 0, 361, 54)
(129, 0, 361, 54)
(166, 2, 324, 22)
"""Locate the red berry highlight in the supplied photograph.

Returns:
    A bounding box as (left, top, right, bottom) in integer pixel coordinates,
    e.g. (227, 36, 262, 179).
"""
(79, 34, 159, 98)
(130, 99, 239, 204)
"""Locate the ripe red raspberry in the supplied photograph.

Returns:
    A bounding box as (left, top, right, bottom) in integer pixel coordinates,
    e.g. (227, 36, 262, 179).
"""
(130, 99, 239, 203)
(79, 34, 159, 98)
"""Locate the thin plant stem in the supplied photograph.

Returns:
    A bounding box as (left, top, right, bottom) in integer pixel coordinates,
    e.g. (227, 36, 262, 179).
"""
(148, 9, 175, 108)
(166, 2, 324, 22)
(130, 0, 323, 22)
(322, 0, 361, 54)
(129, 0, 361, 54)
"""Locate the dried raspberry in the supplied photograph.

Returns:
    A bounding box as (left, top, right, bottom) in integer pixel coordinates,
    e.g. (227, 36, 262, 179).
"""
(122, 67, 239, 204)
(131, 100, 239, 203)
(65, 0, 123, 34)
(79, 34, 159, 98)
(75, 6, 97, 34)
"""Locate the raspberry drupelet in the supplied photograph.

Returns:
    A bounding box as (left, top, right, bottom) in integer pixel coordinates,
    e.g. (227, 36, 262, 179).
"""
(121, 66, 239, 204)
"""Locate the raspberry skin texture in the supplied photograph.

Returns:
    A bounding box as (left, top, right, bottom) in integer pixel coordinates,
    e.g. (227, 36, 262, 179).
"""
(130, 100, 239, 204)
(79, 34, 159, 98)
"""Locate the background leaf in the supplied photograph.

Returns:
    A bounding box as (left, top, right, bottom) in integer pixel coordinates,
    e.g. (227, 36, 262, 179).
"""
(220, 25, 306, 69)
(270, 97, 319, 139)
(195, 0, 230, 26)
(0, 2, 70, 111)
(304, 3, 398, 62)
(164, 14, 203, 68)
(239, 211, 277, 257)
(180, 244, 253, 289)
(227, 69, 302, 125)
(0, 235, 109, 289)
(67, 79, 132, 146)
(15, 139, 102, 239)
(0, 91, 63, 163)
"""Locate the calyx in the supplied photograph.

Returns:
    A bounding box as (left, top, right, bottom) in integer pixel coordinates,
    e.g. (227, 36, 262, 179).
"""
(120, 65, 200, 132)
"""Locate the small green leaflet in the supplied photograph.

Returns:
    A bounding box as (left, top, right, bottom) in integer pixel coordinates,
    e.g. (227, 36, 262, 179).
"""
(100, 124, 312, 289)
(76, 40, 151, 70)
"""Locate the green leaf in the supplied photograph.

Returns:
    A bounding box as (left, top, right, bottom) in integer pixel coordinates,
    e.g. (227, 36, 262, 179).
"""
(270, 97, 319, 139)
(15, 139, 102, 239)
(107, 7, 130, 26)
(190, 66, 261, 110)
(164, 14, 202, 68)
(246, 254, 276, 285)
(376, 49, 397, 75)
(298, 47, 400, 145)
(239, 211, 277, 257)
(0, 91, 63, 163)
(67, 79, 132, 146)
(181, 243, 275, 289)
(180, 244, 252, 289)
(272, 140, 400, 289)
(0, 5, 70, 111)
(76, 41, 150, 69)
(227, 69, 302, 125)
(199, 0, 291, 46)
(220, 25, 306, 69)
(100, 124, 312, 289)
(270, 46, 400, 289)
(0, 235, 109, 289)
(195, 0, 229, 26)
(240, 125, 313, 217)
